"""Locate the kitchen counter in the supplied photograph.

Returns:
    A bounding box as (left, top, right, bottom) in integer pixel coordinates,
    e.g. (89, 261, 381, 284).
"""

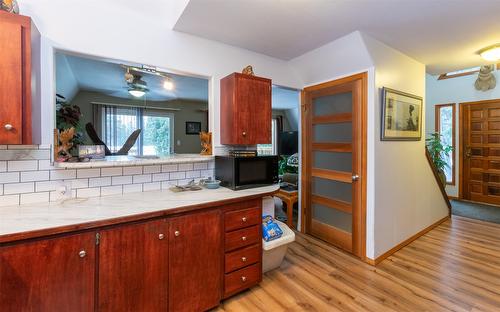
(0, 185, 279, 243)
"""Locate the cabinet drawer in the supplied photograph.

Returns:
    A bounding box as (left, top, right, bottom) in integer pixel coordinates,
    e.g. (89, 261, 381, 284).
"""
(224, 263, 261, 298)
(225, 207, 260, 232)
(225, 244, 260, 273)
(225, 225, 260, 252)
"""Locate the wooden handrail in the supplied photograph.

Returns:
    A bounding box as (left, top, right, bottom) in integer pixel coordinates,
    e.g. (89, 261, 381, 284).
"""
(425, 148, 452, 215)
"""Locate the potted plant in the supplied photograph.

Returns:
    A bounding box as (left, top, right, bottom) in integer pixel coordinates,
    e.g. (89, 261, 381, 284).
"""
(426, 132, 453, 185)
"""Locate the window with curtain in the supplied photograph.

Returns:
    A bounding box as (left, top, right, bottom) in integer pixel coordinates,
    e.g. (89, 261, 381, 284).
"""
(257, 118, 279, 155)
(435, 104, 455, 184)
(96, 104, 174, 156)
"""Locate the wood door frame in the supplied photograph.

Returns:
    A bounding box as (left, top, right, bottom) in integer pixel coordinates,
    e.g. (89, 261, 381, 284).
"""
(300, 72, 367, 260)
(459, 98, 500, 201)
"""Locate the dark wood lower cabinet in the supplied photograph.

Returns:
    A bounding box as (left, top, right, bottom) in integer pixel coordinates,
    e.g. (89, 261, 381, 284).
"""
(168, 210, 222, 312)
(0, 232, 96, 312)
(98, 219, 169, 311)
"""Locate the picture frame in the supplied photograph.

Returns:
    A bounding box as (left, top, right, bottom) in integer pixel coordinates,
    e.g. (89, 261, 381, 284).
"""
(381, 87, 423, 141)
(185, 121, 202, 135)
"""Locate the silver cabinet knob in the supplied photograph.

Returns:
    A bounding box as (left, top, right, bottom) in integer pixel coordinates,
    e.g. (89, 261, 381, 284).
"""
(242, 131, 247, 137)
(352, 175, 360, 182)
(241, 256, 247, 262)
(4, 124, 13, 131)
(241, 217, 247, 222)
(174, 230, 180, 237)
(241, 276, 247, 282)
(241, 236, 247, 241)
(158, 233, 165, 240)
(79, 250, 86, 258)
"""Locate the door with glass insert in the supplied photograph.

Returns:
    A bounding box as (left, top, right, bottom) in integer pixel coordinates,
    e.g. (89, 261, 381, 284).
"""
(302, 73, 366, 257)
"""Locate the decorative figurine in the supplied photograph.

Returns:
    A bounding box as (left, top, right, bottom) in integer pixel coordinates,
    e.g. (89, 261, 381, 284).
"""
(1, 0, 19, 14)
(200, 131, 212, 155)
(241, 65, 255, 76)
(57, 127, 76, 161)
(475, 65, 496, 91)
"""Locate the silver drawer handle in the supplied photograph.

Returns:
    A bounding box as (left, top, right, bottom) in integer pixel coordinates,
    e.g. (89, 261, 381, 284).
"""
(4, 124, 13, 131)
(241, 256, 247, 262)
(241, 236, 247, 241)
(242, 217, 247, 222)
(241, 276, 247, 282)
(158, 233, 165, 240)
(174, 230, 180, 237)
(79, 250, 86, 258)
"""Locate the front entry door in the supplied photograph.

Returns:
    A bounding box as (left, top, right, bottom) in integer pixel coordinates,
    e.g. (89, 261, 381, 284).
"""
(462, 100, 500, 205)
(301, 73, 366, 258)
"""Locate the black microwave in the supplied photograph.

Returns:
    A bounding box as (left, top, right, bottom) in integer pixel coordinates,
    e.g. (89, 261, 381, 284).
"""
(215, 155, 279, 190)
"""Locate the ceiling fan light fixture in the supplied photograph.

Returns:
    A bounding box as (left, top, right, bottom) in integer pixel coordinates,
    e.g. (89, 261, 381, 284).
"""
(479, 44, 500, 62)
(128, 89, 146, 97)
(163, 77, 174, 91)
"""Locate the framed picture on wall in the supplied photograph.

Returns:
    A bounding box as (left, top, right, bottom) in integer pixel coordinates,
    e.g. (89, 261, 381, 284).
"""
(381, 87, 423, 141)
(185, 121, 202, 135)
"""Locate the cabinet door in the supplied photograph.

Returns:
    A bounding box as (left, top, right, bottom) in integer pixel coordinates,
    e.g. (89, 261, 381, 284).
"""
(0, 20, 23, 144)
(169, 210, 222, 312)
(0, 232, 96, 312)
(98, 219, 169, 311)
(236, 76, 271, 144)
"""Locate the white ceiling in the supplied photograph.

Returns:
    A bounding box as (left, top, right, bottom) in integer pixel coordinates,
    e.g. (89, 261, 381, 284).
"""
(56, 53, 209, 102)
(174, 0, 500, 75)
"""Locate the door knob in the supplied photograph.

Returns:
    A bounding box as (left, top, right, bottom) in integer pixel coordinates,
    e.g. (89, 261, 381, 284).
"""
(4, 124, 13, 131)
(174, 230, 180, 237)
(242, 131, 247, 137)
(79, 250, 86, 258)
(352, 175, 360, 182)
(466, 147, 472, 158)
(158, 233, 165, 240)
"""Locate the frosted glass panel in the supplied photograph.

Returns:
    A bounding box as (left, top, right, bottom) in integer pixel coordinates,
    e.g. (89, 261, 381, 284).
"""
(312, 177, 352, 203)
(314, 151, 352, 172)
(312, 203, 352, 233)
(313, 92, 352, 116)
(313, 123, 352, 142)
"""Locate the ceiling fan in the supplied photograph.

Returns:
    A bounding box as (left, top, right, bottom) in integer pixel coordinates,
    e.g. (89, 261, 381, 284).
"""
(124, 67, 149, 98)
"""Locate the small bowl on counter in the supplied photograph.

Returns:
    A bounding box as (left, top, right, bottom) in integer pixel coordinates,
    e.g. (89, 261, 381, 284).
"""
(201, 178, 221, 189)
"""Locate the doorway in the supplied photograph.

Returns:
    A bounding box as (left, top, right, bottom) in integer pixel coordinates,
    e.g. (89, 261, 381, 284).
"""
(301, 72, 367, 258)
(460, 99, 500, 205)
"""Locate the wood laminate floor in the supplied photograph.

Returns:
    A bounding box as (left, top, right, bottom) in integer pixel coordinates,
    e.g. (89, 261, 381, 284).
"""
(215, 216, 500, 312)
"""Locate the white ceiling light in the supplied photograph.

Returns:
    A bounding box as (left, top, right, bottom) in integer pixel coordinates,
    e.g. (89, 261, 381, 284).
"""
(128, 89, 146, 97)
(479, 44, 500, 62)
(163, 77, 174, 90)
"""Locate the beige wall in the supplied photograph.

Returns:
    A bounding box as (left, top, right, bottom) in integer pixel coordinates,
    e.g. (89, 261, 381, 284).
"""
(70, 91, 208, 154)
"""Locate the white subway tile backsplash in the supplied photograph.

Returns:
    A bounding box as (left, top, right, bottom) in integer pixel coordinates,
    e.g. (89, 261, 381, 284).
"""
(0, 145, 7, 150)
(8, 145, 40, 150)
(50, 170, 76, 180)
(208, 161, 215, 169)
(0, 184, 3, 195)
(112, 175, 132, 185)
(4, 182, 34, 195)
(0, 161, 6, 172)
(193, 162, 208, 170)
(143, 182, 161, 191)
(89, 177, 112, 187)
(123, 166, 142, 175)
(101, 185, 123, 196)
(0, 195, 20, 206)
(36, 180, 60, 192)
(0, 149, 50, 161)
(101, 167, 123, 177)
(143, 165, 161, 174)
(21, 170, 49, 182)
(77, 168, 101, 179)
(201, 169, 215, 178)
(161, 181, 175, 189)
(77, 187, 101, 198)
(178, 163, 193, 171)
(0, 172, 20, 183)
(20, 192, 50, 204)
(133, 174, 152, 184)
(8, 160, 38, 171)
(123, 184, 142, 194)
(169, 171, 186, 180)
(186, 171, 201, 179)
(161, 164, 178, 172)
(66, 179, 89, 189)
(38, 160, 53, 170)
(152, 173, 169, 182)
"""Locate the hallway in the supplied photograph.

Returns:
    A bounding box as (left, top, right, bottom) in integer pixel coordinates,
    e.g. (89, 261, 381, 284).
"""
(217, 216, 500, 312)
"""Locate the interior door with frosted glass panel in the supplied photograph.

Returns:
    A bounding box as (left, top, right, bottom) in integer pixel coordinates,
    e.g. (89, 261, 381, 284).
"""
(302, 74, 365, 257)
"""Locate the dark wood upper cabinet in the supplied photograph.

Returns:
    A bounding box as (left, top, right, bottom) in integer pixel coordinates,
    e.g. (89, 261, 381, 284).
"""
(0, 232, 96, 312)
(98, 219, 169, 311)
(220, 73, 272, 145)
(168, 210, 223, 312)
(0, 11, 40, 144)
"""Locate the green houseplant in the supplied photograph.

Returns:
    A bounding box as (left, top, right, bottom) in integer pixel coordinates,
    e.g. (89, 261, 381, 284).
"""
(426, 132, 453, 185)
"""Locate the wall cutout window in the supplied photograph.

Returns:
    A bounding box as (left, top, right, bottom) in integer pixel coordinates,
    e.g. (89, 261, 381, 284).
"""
(257, 118, 278, 155)
(435, 104, 456, 185)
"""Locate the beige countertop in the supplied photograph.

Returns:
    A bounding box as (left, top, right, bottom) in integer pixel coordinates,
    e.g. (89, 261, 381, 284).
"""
(0, 185, 279, 243)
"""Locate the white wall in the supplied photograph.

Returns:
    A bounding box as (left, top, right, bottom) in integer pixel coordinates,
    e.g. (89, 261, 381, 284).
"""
(426, 72, 500, 197)
(18, 0, 303, 149)
(361, 34, 449, 258)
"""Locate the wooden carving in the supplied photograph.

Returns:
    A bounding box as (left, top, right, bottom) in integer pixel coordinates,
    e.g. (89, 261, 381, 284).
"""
(475, 65, 496, 91)
(200, 131, 212, 155)
(241, 65, 254, 76)
(57, 127, 75, 160)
